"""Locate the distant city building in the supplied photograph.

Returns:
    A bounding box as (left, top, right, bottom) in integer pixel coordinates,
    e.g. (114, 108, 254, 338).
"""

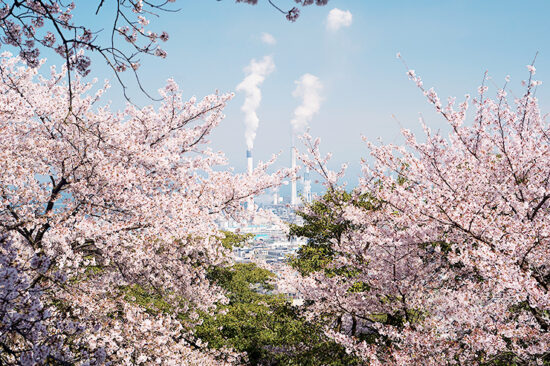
(217, 204, 307, 304)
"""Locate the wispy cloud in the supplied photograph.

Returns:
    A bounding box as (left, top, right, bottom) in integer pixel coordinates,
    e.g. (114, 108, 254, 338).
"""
(236, 56, 276, 149)
(261, 32, 276, 45)
(326, 8, 353, 32)
(291, 74, 323, 134)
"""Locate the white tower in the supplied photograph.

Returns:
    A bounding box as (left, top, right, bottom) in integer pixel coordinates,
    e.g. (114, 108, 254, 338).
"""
(247, 149, 253, 175)
(247, 149, 254, 212)
(272, 187, 279, 205)
(303, 167, 312, 204)
(290, 144, 298, 206)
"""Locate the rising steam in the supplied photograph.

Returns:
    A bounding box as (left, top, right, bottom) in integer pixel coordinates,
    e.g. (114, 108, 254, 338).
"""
(236, 56, 275, 149)
(291, 73, 323, 133)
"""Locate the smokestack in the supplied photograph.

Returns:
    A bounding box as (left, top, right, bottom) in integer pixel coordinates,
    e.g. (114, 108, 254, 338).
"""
(289, 74, 322, 206)
(303, 167, 312, 204)
(247, 149, 254, 212)
(247, 149, 253, 176)
(291, 144, 297, 206)
(272, 187, 279, 205)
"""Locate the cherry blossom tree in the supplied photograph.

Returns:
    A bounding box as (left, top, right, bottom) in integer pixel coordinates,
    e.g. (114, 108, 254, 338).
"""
(0, 53, 286, 364)
(288, 63, 550, 365)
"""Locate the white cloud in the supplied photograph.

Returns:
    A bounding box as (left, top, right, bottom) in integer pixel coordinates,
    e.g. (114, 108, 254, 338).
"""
(261, 32, 276, 45)
(326, 8, 353, 31)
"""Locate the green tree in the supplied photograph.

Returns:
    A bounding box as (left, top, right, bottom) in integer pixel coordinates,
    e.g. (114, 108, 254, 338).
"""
(195, 262, 363, 365)
(288, 190, 376, 276)
(219, 230, 255, 250)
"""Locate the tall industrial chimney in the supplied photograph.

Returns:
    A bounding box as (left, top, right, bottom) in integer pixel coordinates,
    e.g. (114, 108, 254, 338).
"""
(247, 149, 253, 175)
(303, 167, 312, 204)
(290, 144, 298, 206)
(246, 149, 254, 211)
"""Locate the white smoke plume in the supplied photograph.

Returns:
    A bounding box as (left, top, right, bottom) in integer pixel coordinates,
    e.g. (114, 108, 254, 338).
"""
(291, 73, 323, 133)
(236, 56, 275, 149)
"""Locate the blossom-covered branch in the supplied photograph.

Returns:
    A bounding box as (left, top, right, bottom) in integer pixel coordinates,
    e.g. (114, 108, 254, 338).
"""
(0, 0, 180, 101)
(233, 0, 329, 22)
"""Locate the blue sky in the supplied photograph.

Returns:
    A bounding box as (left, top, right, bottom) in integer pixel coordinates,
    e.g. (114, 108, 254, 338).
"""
(58, 1, 550, 194)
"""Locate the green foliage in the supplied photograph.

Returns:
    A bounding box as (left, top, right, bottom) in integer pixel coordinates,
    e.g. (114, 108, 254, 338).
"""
(195, 263, 363, 365)
(68, 255, 105, 284)
(347, 281, 371, 293)
(219, 230, 255, 250)
(287, 244, 333, 276)
(288, 189, 376, 276)
(122, 284, 173, 315)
